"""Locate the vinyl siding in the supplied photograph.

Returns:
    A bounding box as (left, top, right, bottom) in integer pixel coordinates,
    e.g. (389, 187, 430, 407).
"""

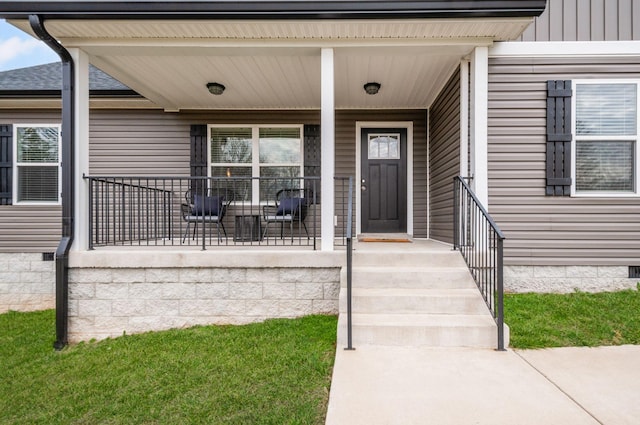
(488, 56, 640, 266)
(429, 68, 461, 244)
(520, 0, 640, 41)
(0, 111, 62, 252)
(0, 108, 427, 251)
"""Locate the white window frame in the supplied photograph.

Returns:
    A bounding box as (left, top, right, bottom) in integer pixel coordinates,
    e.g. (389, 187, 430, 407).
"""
(571, 79, 640, 197)
(12, 124, 62, 205)
(207, 124, 304, 204)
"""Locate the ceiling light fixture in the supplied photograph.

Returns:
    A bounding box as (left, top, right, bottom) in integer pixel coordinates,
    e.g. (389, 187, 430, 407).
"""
(206, 82, 225, 95)
(363, 82, 381, 95)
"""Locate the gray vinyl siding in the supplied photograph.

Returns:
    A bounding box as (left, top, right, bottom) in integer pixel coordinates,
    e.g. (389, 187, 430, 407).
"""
(488, 56, 640, 266)
(429, 68, 460, 244)
(520, 0, 640, 41)
(91, 109, 427, 238)
(0, 110, 62, 252)
(0, 108, 427, 252)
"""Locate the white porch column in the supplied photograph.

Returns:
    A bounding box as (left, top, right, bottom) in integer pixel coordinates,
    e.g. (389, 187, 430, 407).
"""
(69, 48, 90, 251)
(459, 59, 470, 178)
(470, 46, 489, 207)
(320, 48, 335, 251)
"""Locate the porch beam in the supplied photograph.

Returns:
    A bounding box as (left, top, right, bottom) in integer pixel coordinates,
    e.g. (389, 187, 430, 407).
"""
(470, 46, 489, 207)
(69, 48, 90, 251)
(321, 47, 335, 251)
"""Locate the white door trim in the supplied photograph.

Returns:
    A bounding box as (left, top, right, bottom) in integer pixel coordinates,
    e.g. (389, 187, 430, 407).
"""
(355, 121, 414, 236)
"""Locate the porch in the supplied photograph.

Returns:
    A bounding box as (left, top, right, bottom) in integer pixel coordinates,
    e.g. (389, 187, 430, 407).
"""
(84, 175, 354, 250)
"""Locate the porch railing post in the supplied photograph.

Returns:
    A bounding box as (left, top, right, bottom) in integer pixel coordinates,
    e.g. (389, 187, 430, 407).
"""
(497, 237, 505, 351)
(345, 176, 355, 351)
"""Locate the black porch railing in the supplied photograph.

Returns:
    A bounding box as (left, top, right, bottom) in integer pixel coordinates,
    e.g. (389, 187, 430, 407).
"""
(453, 176, 506, 351)
(85, 175, 353, 250)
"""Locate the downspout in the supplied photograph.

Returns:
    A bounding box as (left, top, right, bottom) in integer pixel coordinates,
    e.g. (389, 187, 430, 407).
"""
(29, 15, 74, 350)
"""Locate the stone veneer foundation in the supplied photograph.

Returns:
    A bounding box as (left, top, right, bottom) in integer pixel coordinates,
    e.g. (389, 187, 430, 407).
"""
(505, 265, 639, 293)
(67, 250, 344, 342)
(0, 253, 55, 313)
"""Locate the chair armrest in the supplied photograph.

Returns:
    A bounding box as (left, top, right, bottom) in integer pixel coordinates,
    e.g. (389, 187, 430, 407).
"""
(181, 203, 192, 217)
(262, 204, 278, 219)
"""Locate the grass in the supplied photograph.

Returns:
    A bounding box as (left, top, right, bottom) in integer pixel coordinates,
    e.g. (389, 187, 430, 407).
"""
(0, 310, 337, 425)
(505, 288, 640, 349)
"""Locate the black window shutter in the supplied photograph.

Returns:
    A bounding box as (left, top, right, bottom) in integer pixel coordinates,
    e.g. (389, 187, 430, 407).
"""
(303, 124, 321, 202)
(190, 124, 207, 195)
(0, 124, 12, 205)
(546, 80, 573, 196)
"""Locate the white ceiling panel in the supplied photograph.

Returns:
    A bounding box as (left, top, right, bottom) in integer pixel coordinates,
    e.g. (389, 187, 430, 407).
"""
(7, 17, 529, 110)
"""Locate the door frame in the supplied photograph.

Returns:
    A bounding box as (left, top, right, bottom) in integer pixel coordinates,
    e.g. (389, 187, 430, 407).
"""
(356, 121, 414, 236)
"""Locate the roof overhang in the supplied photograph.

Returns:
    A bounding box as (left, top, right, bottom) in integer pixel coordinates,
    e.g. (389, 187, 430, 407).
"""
(2, 1, 547, 110)
(0, 1, 547, 20)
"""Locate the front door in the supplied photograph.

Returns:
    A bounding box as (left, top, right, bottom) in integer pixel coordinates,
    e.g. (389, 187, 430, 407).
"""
(361, 128, 407, 233)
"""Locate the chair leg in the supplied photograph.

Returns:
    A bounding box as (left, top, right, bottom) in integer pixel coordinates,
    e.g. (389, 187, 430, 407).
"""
(182, 222, 190, 243)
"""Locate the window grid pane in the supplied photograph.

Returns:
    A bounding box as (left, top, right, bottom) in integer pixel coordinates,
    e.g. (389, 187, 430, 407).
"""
(211, 166, 252, 202)
(576, 141, 635, 192)
(17, 166, 59, 202)
(210, 128, 252, 164)
(17, 126, 59, 163)
(576, 84, 637, 136)
(259, 132, 301, 164)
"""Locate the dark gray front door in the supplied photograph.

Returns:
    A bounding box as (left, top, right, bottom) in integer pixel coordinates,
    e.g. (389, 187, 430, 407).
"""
(361, 128, 407, 233)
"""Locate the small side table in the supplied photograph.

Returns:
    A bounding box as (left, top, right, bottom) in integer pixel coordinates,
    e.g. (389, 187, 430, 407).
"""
(234, 215, 262, 242)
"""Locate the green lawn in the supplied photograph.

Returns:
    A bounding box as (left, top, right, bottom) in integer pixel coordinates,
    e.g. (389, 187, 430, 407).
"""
(0, 310, 337, 425)
(505, 288, 640, 349)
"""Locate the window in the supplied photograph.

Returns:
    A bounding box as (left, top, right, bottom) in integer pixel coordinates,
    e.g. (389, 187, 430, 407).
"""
(368, 133, 400, 159)
(573, 82, 639, 195)
(209, 125, 303, 203)
(13, 124, 61, 203)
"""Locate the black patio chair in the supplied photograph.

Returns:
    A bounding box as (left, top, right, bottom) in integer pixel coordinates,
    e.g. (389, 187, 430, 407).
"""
(262, 188, 312, 241)
(181, 189, 232, 243)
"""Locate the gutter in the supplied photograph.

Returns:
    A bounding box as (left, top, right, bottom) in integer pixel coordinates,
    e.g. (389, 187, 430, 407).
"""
(1, 1, 547, 20)
(29, 14, 74, 350)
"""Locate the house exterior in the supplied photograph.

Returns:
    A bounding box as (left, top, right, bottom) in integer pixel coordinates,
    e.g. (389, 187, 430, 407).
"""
(1, 0, 639, 344)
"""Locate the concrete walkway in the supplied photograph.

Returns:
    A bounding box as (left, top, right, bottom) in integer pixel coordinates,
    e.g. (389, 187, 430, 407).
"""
(325, 344, 640, 425)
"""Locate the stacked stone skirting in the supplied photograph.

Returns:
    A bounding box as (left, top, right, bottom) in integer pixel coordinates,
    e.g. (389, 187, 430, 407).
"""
(505, 266, 639, 293)
(0, 253, 55, 313)
(67, 251, 343, 342)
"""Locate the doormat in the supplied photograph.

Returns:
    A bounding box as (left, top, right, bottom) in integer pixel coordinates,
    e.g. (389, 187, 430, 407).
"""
(358, 237, 412, 243)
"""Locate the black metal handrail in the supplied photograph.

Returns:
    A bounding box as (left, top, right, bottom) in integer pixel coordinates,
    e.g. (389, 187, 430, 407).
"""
(453, 176, 506, 351)
(85, 175, 354, 250)
(344, 176, 355, 350)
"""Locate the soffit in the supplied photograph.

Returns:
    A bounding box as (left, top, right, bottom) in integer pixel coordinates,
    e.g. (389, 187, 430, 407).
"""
(8, 18, 532, 110)
(11, 18, 533, 41)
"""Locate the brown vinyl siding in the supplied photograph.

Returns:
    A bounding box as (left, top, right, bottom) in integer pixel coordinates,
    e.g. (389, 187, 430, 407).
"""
(429, 68, 461, 244)
(520, 0, 640, 41)
(488, 56, 640, 265)
(0, 111, 62, 252)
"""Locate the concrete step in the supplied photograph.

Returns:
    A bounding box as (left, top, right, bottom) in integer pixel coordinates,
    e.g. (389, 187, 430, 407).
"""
(352, 250, 467, 268)
(336, 313, 507, 348)
(341, 267, 477, 289)
(339, 288, 491, 315)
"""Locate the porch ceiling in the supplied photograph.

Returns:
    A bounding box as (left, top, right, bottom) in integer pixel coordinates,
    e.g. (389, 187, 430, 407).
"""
(10, 18, 532, 110)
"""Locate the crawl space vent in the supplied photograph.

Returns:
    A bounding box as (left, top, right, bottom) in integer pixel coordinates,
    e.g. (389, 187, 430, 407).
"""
(42, 252, 55, 261)
(629, 266, 640, 279)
